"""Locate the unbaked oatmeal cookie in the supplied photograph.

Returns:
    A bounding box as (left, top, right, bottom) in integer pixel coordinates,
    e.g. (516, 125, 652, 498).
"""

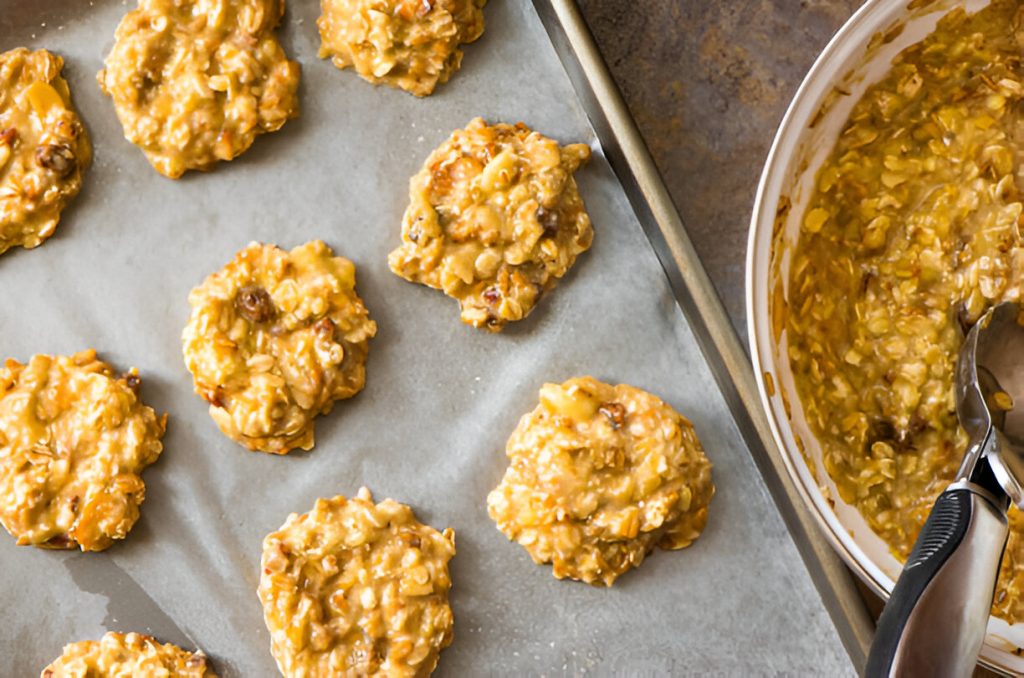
(389, 118, 593, 331)
(0, 48, 90, 256)
(318, 0, 486, 97)
(259, 488, 456, 677)
(182, 241, 376, 455)
(487, 377, 714, 585)
(0, 351, 166, 551)
(98, 0, 300, 178)
(42, 632, 216, 677)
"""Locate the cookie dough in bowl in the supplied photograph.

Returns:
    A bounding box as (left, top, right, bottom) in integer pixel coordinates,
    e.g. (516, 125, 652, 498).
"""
(487, 377, 714, 585)
(98, 0, 300, 178)
(785, 0, 1024, 622)
(317, 0, 487, 97)
(0, 48, 90, 256)
(41, 632, 216, 677)
(0, 350, 166, 551)
(182, 241, 376, 455)
(259, 488, 456, 677)
(746, 0, 1024, 669)
(389, 118, 593, 331)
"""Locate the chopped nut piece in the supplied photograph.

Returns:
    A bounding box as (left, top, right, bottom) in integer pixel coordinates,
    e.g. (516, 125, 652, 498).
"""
(44, 534, 74, 549)
(41, 632, 216, 677)
(318, 0, 486, 96)
(98, 0, 300, 178)
(259, 489, 455, 676)
(536, 205, 560, 236)
(0, 48, 90, 256)
(35, 143, 75, 177)
(182, 241, 376, 454)
(314, 317, 336, 339)
(0, 351, 165, 551)
(598, 402, 626, 429)
(123, 372, 141, 394)
(185, 655, 208, 669)
(389, 118, 593, 331)
(488, 377, 714, 585)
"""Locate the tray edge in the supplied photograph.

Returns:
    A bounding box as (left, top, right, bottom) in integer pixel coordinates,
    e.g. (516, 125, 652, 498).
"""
(531, 0, 875, 670)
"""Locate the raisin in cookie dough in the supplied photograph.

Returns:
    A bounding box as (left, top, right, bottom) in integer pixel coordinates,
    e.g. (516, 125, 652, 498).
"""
(0, 48, 90, 256)
(487, 377, 714, 585)
(41, 632, 216, 677)
(182, 241, 376, 455)
(389, 118, 593, 331)
(318, 0, 486, 97)
(98, 0, 300, 178)
(0, 351, 166, 551)
(259, 488, 456, 677)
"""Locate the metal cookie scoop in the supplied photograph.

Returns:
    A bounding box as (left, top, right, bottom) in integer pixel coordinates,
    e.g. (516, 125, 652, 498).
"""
(866, 302, 1024, 677)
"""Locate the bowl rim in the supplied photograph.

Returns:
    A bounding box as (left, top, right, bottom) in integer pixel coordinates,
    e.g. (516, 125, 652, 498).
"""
(745, 0, 897, 603)
(746, 0, 1024, 671)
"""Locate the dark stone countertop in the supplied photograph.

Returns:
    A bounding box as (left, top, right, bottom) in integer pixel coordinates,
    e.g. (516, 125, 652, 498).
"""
(576, 0, 862, 335)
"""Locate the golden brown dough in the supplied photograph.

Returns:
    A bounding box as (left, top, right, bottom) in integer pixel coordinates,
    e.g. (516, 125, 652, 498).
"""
(0, 48, 90, 256)
(259, 488, 456, 677)
(488, 377, 714, 585)
(182, 241, 376, 454)
(41, 632, 216, 677)
(0, 351, 166, 551)
(98, 0, 300, 178)
(318, 0, 486, 96)
(785, 0, 1024, 621)
(389, 118, 593, 331)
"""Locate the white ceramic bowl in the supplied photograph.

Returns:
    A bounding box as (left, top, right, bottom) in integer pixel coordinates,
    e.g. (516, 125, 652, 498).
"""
(746, 0, 1024, 672)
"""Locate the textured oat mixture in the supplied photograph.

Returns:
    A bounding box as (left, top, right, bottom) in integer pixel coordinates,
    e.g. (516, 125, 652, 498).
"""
(389, 118, 593, 331)
(0, 351, 166, 551)
(487, 377, 714, 586)
(0, 48, 90, 256)
(259, 488, 456, 677)
(787, 0, 1024, 620)
(182, 241, 376, 455)
(41, 632, 216, 677)
(98, 0, 300, 178)
(318, 0, 486, 97)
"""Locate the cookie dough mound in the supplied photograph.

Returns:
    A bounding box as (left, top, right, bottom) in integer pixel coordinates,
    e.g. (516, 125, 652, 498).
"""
(182, 241, 376, 454)
(98, 0, 300, 178)
(42, 632, 216, 677)
(487, 377, 714, 585)
(0, 48, 90, 256)
(0, 351, 166, 551)
(389, 118, 592, 331)
(318, 0, 486, 97)
(259, 488, 456, 677)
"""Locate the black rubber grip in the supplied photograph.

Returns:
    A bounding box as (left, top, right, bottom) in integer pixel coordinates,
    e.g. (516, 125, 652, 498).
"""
(864, 488, 972, 677)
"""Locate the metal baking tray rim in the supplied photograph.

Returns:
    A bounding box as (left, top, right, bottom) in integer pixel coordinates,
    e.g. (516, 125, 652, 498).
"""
(539, 0, 875, 671)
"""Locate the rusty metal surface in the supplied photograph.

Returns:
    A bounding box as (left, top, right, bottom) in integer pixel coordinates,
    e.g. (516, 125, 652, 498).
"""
(576, 0, 862, 334)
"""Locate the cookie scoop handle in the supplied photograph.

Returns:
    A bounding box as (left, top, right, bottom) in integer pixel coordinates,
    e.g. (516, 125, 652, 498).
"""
(865, 482, 1008, 678)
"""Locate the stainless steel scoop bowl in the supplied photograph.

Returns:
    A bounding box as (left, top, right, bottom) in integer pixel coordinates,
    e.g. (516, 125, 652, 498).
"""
(958, 303, 1024, 508)
(866, 302, 1024, 677)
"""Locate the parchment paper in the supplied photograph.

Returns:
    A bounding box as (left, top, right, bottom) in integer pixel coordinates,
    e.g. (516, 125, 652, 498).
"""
(0, 2, 851, 675)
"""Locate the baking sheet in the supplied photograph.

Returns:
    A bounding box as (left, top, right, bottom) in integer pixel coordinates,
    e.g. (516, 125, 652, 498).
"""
(1, 1, 851, 675)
